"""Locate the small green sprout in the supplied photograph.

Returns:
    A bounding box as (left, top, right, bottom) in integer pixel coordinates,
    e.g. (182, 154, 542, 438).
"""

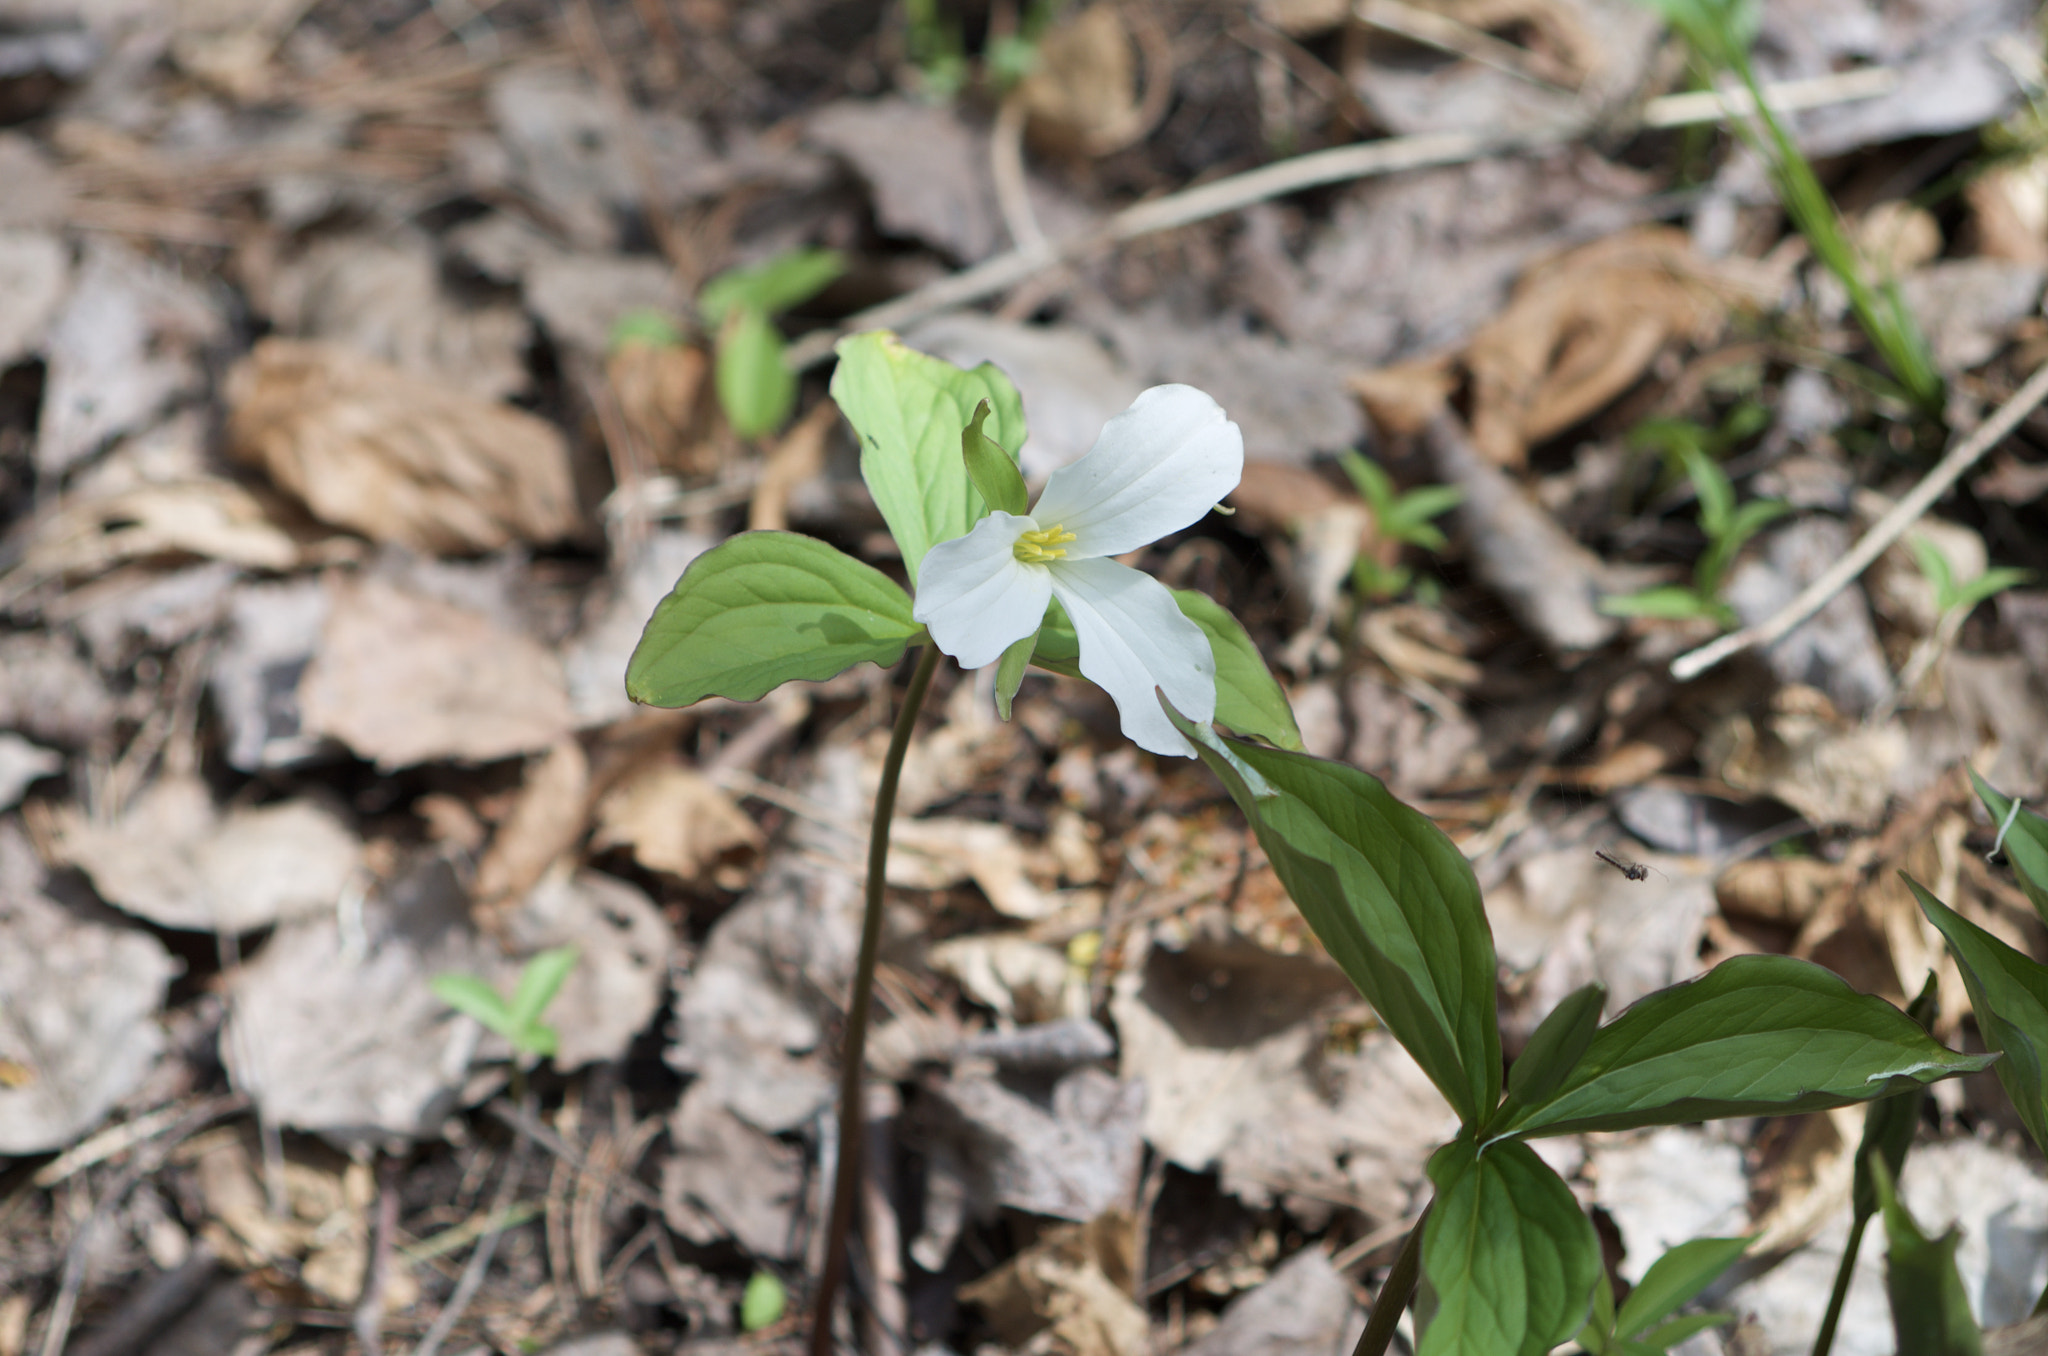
(1577, 1234, 1751, 1356)
(431, 945, 580, 1061)
(1602, 438, 1789, 625)
(1338, 449, 1464, 601)
(1908, 536, 2030, 622)
(697, 248, 845, 439)
(740, 1270, 789, 1332)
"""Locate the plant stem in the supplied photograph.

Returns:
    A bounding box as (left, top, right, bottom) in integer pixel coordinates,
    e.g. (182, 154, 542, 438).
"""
(1352, 1199, 1433, 1356)
(810, 643, 941, 1356)
(1812, 1210, 1870, 1356)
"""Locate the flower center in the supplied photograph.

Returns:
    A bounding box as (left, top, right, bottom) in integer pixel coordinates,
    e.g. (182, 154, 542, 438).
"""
(1013, 523, 1077, 564)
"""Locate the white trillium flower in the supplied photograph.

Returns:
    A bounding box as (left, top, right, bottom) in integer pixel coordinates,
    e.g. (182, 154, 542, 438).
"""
(912, 384, 1244, 757)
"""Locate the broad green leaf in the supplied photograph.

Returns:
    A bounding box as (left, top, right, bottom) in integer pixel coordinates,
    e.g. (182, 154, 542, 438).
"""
(1581, 1272, 1617, 1355)
(1852, 971, 1937, 1221)
(1615, 1236, 1750, 1340)
(962, 399, 1028, 516)
(1493, 954, 1992, 1139)
(699, 248, 844, 323)
(1910, 876, 2048, 1155)
(717, 306, 796, 438)
(1874, 1159, 1983, 1356)
(1505, 982, 1605, 1108)
(1169, 716, 1497, 1121)
(431, 972, 514, 1035)
(1172, 589, 1302, 751)
(509, 945, 580, 1033)
(993, 631, 1034, 721)
(1969, 769, 2048, 925)
(1421, 1138, 1601, 1356)
(1033, 592, 1302, 751)
(829, 331, 1025, 585)
(1634, 1314, 1734, 1351)
(627, 531, 920, 708)
(1599, 586, 1717, 621)
(741, 1270, 789, 1331)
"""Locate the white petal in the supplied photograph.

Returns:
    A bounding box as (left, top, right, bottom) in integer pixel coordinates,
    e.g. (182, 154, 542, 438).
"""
(912, 512, 1052, 668)
(1049, 557, 1214, 757)
(1031, 385, 1243, 559)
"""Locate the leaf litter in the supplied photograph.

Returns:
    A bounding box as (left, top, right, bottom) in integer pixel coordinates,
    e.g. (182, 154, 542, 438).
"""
(3, 1, 2048, 1353)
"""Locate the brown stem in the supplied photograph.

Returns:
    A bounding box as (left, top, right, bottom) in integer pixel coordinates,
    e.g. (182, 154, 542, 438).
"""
(1351, 1199, 1433, 1356)
(810, 644, 941, 1356)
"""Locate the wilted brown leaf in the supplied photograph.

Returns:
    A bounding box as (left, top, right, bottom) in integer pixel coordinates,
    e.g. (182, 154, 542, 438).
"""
(590, 754, 762, 890)
(474, 738, 592, 911)
(226, 338, 581, 555)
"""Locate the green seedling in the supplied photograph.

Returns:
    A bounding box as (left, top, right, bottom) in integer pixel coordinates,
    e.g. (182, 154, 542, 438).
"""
(1602, 440, 1790, 624)
(697, 248, 845, 439)
(1338, 449, 1464, 600)
(1634, 0, 1943, 419)
(741, 1270, 789, 1332)
(1885, 537, 2031, 709)
(431, 945, 580, 1064)
(1578, 1234, 1751, 1356)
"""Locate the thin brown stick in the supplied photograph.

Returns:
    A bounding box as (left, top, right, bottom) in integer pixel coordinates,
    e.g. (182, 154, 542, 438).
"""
(782, 68, 1898, 372)
(1670, 358, 2048, 682)
(414, 1113, 535, 1356)
(351, 1154, 403, 1356)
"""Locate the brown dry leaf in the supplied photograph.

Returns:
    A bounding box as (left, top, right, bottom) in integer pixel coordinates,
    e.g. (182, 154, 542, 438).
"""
(1716, 855, 1850, 926)
(1021, 6, 1143, 157)
(1465, 228, 1749, 468)
(607, 337, 709, 478)
(1703, 686, 1906, 831)
(3, 479, 300, 603)
(960, 1210, 1141, 1352)
(1349, 356, 1458, 438)
(56, 774, 360, 933)
(1181, 1247, 1359, 1356)
(808, 98, 1001, 262)
(297, 573, 575, 771)
(888, 816, 1061, 920)
(748, 400, 834, 532)
(226, 338, 580, 555)
(1967, 156, 2048, 266)
(589, 754, 762, 889)
(473, 738, 591, 910)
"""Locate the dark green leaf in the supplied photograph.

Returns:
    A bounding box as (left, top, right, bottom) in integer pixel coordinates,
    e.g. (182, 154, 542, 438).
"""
(1615, 1236, 1750, 1340)
(509, 945, 580, 1033)
(431, 972, 514, 1036)
(962, 398, 1028, 516)
(1875, 1159, 1984, 1356)
(1028, 596, 1081, 677)
(626, 531, 920, 708)
(1634, 1314, 1733, 1351)
(1493, 954, 1992, 1139)
(1172, 589, 1302, 751)
(699, 248, 844, 323)
(1505, 982, 1606, 1109)
(1599, 586, 1718, 621)
(1421, 1138, 1602, 1356)
(1909, 875, 2047, 1156)
(1969, 769, 2048, 926)
(716, 307, 796, 438)
(1168, 716, 1498, 1122)
(830, 332, 1025, 585)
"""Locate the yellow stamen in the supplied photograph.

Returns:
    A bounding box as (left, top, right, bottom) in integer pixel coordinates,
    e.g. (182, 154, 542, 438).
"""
(1013, 523, 1077, 564)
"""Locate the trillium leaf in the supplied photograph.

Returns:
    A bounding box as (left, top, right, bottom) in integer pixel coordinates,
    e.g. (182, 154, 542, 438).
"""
(626, 531, 920, 708)
(1504, 982, 1605, 1108)
(962, 398, 1029, 517)
(699, 248, 844, 324)
(717, 306, 796, 438)
(1421, 1138, 1601, 1356)
(1874, 1158, 1983, 1356)
(1851, 970, 1938, 1221)
(1165, 712, 1498, 1123)
(1969, 768, 2048, 925)
(1171, 588, 1303, 751)
(1613, 1235, 1750, 1340)
(1491, 954, 1992, 1139)
(431, 972, 514, 1035)
(830, 332, 1024, 585)
(1909, 875, 2048, 1156)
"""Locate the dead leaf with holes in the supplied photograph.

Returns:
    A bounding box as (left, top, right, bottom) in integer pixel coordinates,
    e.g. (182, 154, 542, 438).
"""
(590, 754, 762, 890)
(297, 573, 575, 771)
(226, 338, 580, 555)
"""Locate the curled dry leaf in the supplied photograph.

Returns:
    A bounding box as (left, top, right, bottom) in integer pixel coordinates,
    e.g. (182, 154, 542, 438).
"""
(297, 572, 575, 771)
(1703, 686, 1907, 832)
(226, 338, 580, 555)
(590, 754, 762, 890)
(3, 479, 299, 605)
(473, 737, 591, 912)
(0, 824, 177, 1154)
(1020, 5, 1145, 157)
(57, 774, 360, 933)
(961, 1210, 1140, 1351)
(888, 816, 1062, 920)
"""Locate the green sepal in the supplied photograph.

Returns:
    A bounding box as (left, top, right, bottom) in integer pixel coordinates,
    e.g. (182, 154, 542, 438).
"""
(962, 398, 1028, 516)
(994, 631, 1035, 721)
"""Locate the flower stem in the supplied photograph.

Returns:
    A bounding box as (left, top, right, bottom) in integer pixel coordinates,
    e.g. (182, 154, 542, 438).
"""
(1351, 1199, 1432, 1356)
(810, 642, 941, 1356)
(1811, 1210, 1870, 1356)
